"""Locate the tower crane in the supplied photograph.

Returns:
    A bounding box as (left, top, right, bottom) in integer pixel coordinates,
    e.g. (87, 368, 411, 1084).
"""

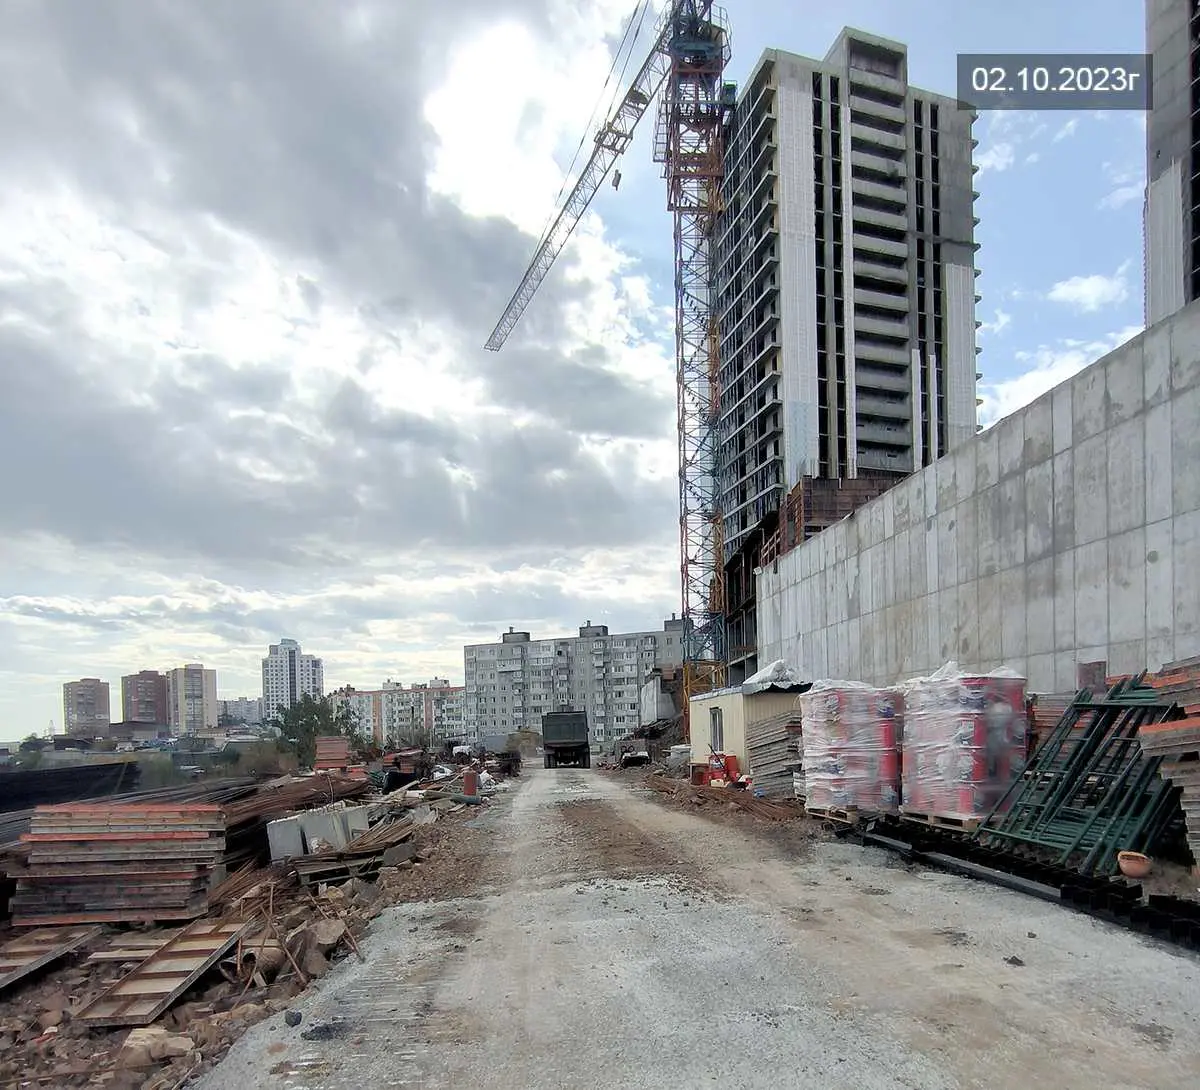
(484, 1, 734, 741)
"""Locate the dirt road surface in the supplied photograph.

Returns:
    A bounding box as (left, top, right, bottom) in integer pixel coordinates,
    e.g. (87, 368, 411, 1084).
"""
(193, 769, 1200, 1090)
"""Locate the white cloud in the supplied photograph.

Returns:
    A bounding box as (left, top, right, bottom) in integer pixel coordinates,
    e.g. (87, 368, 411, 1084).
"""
(977, 325, 1143, 427)
(1052, 118, 1078, 142)
(978, 308, 1011, 337)
(976, 142, 1015, 175)
(1025, 151, 1040, 164)
(1046, 260, 1132, 312)
(1098, 161, 1143, 211)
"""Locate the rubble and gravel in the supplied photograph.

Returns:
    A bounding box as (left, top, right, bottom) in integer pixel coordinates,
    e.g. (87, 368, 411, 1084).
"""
(0, 798, 487, 1089)
(192, 769, 1200, 1090)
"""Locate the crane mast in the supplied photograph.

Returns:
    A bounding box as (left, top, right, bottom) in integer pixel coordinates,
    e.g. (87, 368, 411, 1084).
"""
(484, 1, 731, 740)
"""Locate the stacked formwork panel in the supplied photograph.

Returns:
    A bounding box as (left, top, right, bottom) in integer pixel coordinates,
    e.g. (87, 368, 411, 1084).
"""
(900, 668, 1027, 824)
(799, 682, 901, 815)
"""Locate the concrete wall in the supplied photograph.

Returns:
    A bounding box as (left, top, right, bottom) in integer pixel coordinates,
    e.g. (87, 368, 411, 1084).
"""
(757, 302, 1200, 694)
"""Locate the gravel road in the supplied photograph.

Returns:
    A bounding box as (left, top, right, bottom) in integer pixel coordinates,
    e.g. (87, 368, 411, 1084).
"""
(193, 769, 1200, 1090)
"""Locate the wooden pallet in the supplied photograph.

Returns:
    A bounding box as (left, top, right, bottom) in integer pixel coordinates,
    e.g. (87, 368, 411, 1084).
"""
(899, 808, 980, 832)
(805, 804, 860, 825)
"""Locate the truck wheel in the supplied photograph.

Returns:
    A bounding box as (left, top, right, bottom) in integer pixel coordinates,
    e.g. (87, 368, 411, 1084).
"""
(583, 750, 591, 769)
(544, 754, 551, 769)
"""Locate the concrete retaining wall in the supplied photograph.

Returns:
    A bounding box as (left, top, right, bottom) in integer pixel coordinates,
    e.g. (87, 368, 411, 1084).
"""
(757, 302, 1200, 693)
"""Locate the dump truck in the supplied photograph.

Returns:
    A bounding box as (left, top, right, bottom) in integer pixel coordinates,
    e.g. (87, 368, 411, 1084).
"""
(541, 710, 591, 769)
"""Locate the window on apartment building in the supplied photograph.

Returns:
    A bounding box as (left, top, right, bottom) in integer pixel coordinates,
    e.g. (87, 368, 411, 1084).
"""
(710, 707, 724, 753)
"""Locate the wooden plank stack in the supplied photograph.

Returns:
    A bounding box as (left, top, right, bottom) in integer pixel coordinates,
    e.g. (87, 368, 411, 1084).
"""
(1138, 714, 1200, 874)
(745, 708, 804, 799)
(314, 735, 351, 771)
(12, 803, 225, 925)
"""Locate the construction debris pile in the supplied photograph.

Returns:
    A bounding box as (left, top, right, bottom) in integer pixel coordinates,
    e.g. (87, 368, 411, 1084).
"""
(900, 668, 1027, 825)
(798, 682, 901, 817)
(0, 763, 506, 1089)
(645, 775, 802, 821)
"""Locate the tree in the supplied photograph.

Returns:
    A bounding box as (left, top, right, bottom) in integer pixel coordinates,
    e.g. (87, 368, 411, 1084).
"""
(269, 695, 360, 769)
(19, 734, 46, 752)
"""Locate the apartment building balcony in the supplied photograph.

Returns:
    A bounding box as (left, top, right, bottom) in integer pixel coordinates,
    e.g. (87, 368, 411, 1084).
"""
(853, 254, 907, 283)
(854, 311, 909, 342)
(857, 416, 912, 448)
(851, 229, 908, 261)
(853, 285, 909, 315)
(848, 86, 906, 125)
(857, 445, 914, 473)
(855, 359, 912, 390)
(855, 390, 911, 421)
(850, 172, 907, 210)
(849, 121, 906, 154)
(850, 146, 906, 182)
(853, 201, 908, 236)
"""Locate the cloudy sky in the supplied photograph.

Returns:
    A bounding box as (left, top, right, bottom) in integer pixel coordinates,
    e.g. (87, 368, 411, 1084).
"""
(0, 0, 1146, 736)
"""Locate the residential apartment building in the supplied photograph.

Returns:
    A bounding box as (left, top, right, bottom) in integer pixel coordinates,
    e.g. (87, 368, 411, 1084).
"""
(62, 678, 110, 736)
(716, 28, 979, 681)
(219, 697, 265, 727)
(261, 639, 324, 719)
(463, 618, 686, 747)
(165, 664, 218, 735)
(331, 678, 465, 747)
(1146, 0, 1199, 325)
(121, 670, 168, 725)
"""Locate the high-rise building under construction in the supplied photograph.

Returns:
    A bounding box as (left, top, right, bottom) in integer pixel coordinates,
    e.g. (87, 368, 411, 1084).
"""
(717, 28, 980, 682)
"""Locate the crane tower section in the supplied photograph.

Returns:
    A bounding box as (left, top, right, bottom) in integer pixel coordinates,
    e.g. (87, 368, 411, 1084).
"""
(653, 3, 734, 716)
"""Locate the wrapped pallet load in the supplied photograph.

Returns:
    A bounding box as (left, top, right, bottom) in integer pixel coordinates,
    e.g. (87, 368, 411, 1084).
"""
(799, 681, 902, 816)
(900, 663, 1027, 824)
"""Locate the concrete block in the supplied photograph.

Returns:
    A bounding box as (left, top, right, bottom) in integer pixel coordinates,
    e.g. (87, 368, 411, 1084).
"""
(267, 817, 304, 861)
(1145, 518, 1174, 639)
(1026, 653, 1056, 694)
(977, 572, 1002, 662)
(894, 529, 912, 602)
(1145, 400, 1174, 524)
(1109, 639, 1149, 677)
(1171, 384, 1200, 514)
(957, 580, 979, 662)
(1173, 508, 1200, 642)
(977, 426, 999, 489)
(998, 474, 1026, 570)
(954, 443, 977, 503)
(908, 474, 926, 526)
(1000, 566, 1028, 658)
(1147, 636, 1174, 673)
(1023, 394, 1054, 465)
(908, 528, 927, 598)
(937, 458, 957, 515)
(1024, 461, 1053, 562)
(1073, 540, 1110, 648)
(1054, 550, 1076, 652)
(1072, 358, 1107, 441)
(1054, 651, 1078, 693)
(845, 552, 861, 618)
(956, 496, 979, 584)
(1144, 320, 1171, 408)
(924, 591, 940, 669)
(977, 485, 1000, 577)
(882, 490, 895, 540)
(924, 526, 939, 599)
(1169, 297, 1200, 391)
(1106, 417, 1145, 534)
(1108, 527, 1147, 644)
(1052, 382, 1073, 455)
(1026, 557, 1055, 655)
(1106, 341, 1145, 426)
(936, 508, 958, 590)
(1072, 434, 1108, 545)
(846, 616, 862, 677)
(1053, 451, 1075, 552)
(997, 413, 1025, 479)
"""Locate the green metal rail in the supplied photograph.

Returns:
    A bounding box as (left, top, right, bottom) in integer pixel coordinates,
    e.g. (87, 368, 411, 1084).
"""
(976, 676, 1184, 876)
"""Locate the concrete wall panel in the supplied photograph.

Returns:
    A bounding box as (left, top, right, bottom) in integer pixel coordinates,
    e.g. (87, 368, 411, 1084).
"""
(758, 304, 1200, 692)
